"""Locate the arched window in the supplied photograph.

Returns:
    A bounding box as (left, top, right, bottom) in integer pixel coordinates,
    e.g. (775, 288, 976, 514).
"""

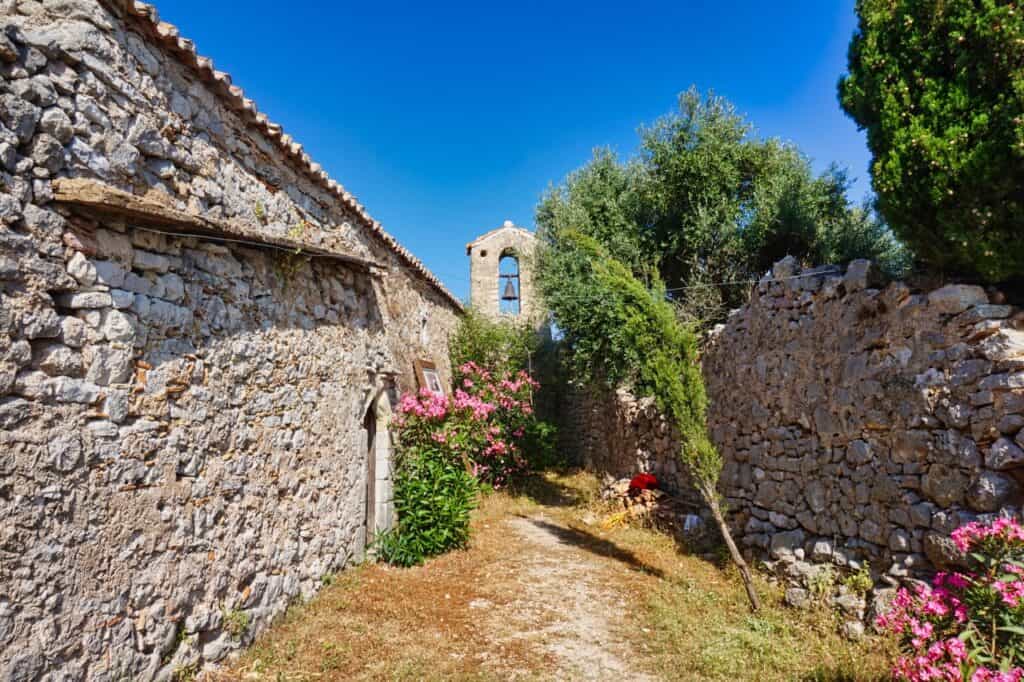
(498, 251, 520, 316)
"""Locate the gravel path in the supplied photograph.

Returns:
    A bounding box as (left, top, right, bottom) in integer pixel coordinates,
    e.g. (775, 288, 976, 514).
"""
(474, 514, 655, 681)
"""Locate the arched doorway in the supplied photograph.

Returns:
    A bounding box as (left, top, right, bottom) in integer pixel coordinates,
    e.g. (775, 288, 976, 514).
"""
(363, 389, 394, 553)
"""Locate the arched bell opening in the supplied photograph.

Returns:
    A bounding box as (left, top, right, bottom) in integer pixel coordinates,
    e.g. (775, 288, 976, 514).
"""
(499, 250, 521, 316)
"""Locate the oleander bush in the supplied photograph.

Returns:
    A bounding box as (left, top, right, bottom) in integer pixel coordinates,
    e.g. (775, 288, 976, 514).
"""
(378, 363, 555, 566)
(375, 441, 477, 568)
(877, 518, 1024, 681)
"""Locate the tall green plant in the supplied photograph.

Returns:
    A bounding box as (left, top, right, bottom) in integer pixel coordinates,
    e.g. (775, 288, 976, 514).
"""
(449, 308, 541, 377)
(538, 230, 760, 610)
(839, 0, 1024, 282)
(376, 443, 477, 567)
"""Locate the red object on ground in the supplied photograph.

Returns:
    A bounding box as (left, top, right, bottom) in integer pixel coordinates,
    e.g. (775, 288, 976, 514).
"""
(628, 473, 659, 491)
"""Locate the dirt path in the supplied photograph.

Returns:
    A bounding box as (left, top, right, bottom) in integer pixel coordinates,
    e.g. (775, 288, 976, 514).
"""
(227, 479, 662, 681)
(227, 472, 888, 681)
(470, 514, 655, 681)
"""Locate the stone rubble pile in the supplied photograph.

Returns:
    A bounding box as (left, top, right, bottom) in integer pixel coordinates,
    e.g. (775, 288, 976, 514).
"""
(598, 476, 712, 550)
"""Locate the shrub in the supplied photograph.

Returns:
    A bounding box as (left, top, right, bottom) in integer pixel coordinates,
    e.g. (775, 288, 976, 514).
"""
(376, 443, 477, 567)
(839, 0, 1024, 282)
(877, 518, 1024, 680)
(808, 566, 837, 603)
(843, 562, 873, 597)
(379, 366, 556, 566)
(222, 608, 249, 640)
(520, 419, 560, 470)
(449, 308, 542, 377)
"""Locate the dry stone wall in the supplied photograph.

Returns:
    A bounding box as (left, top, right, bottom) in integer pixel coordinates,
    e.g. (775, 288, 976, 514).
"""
(559, 383, 699, 507)
(0, 2, 459, 679)
(706, 257, 1024, 575)
(565, 257, 1024, 580)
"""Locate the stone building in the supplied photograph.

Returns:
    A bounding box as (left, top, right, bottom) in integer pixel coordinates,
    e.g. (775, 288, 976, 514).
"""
(0, 1, 461, 678)
(466, 220, 539, 321)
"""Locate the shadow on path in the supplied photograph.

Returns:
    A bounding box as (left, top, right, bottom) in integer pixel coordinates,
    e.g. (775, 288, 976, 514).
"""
(516, 516, 666, 579)
(511, 472, 590, 508)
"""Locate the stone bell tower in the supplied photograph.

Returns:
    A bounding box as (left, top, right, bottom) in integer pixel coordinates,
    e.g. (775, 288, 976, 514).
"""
(466, 220, 538, 320)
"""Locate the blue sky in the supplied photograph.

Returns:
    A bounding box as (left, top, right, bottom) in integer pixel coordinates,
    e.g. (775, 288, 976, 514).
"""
(154, 0, 869, 301)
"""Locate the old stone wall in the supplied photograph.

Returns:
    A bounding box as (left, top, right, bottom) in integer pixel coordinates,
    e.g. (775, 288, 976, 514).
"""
(558, 383, 700, 507)
(564, 257, 1024, 580)
(0, 2, 459, 679)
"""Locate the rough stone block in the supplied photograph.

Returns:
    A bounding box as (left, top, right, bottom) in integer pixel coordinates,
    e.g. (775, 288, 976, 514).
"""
(985, 437, 1024, 470)
(109, 289, 134, 309)
(20, 307, 61, 338)
(56, 291, 113, 309)
(92, 259, 127, 288)
(99, 310, 135, 342)
(34, 342, 83, 377)
(928, 284, 988, 314)
(132, 249, 170, 273)
(85, 346, 132, 385)
(67, 251, 96, 285)
(95, 228, 134, 263)
(967, 471, 1019, 513)
(921, 464, 969, 507)
(0, 396, 31, 428)
(51, 376, 100, 404)
(769, 529, 806, 560)
(843, 259, 875, 292)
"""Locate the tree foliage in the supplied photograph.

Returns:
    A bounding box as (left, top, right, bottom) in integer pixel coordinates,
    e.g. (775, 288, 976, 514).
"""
(539, 232, 719, 481)
(537, 230, 759, 609)
(537, 88, 908, 326)
(839, 0, 1024, 283)
(449, 307, 541, 377)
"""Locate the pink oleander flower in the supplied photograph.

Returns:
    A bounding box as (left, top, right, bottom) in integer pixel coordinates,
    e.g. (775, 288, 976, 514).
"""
(972, 667, 1024, 682)
(952, 518, 1024, 553)
(995, 579, 1024, 607)
(394, 365, 545, 487)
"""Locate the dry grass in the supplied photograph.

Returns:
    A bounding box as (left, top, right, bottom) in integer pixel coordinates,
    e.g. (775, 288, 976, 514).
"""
(219, 470, 894, 681)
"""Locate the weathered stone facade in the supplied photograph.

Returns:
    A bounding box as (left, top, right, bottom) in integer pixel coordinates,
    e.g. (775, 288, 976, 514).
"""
(466, 221, 539, 321)
(0, 2, 460, 678)
(564, 257, 1024, 580)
